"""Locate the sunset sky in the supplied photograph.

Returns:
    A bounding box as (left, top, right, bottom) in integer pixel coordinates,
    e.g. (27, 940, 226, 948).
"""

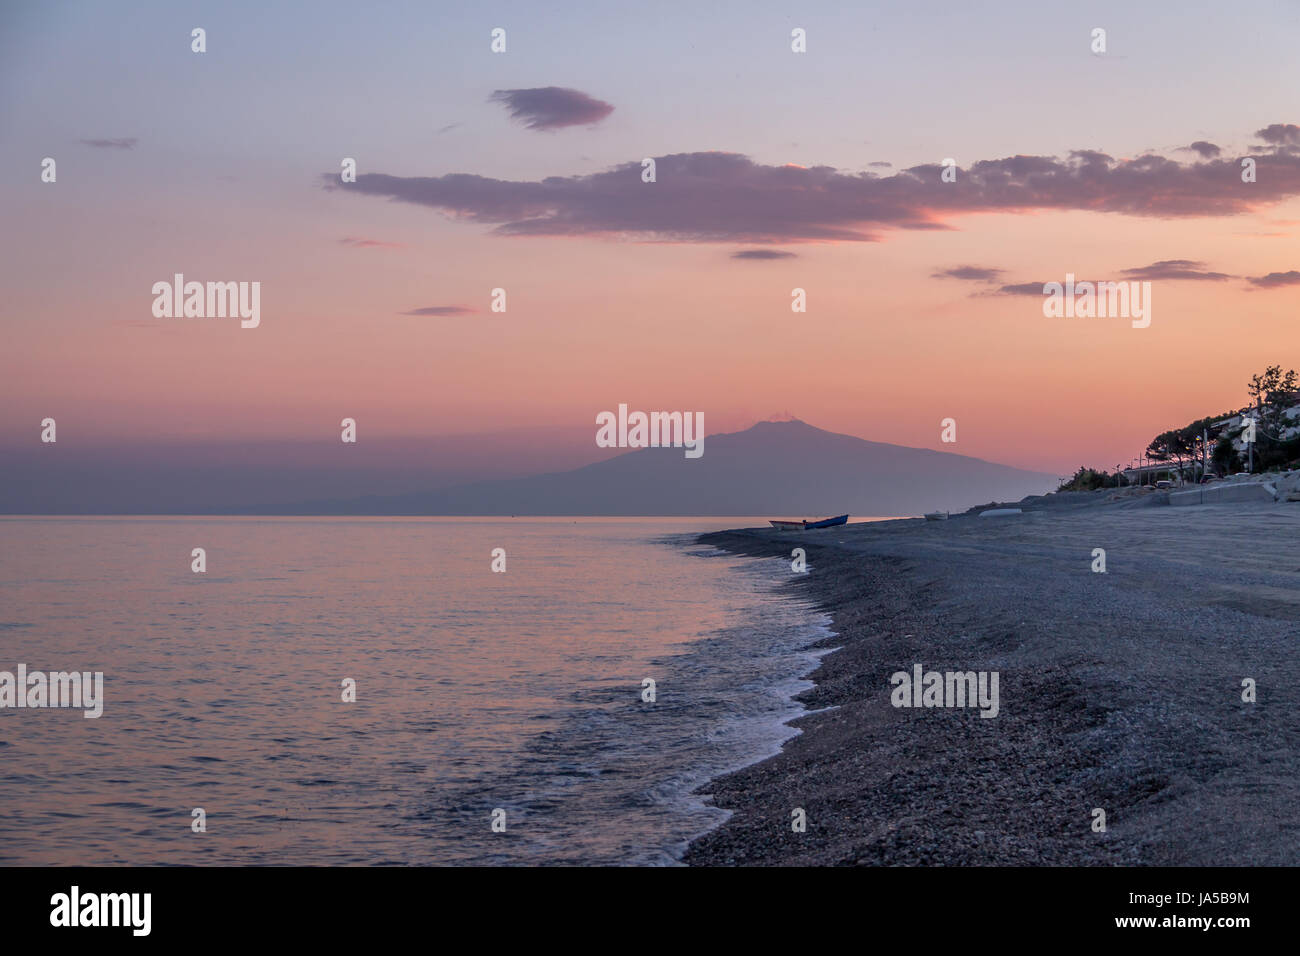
(3, 0, 1299, 505)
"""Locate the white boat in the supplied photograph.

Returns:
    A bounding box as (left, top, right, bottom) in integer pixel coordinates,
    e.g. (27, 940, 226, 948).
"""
(978, 507, 1022, 518)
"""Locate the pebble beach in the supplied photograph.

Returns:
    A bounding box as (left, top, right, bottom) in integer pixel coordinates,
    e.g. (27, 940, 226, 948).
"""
(684, 496, 1300, 866)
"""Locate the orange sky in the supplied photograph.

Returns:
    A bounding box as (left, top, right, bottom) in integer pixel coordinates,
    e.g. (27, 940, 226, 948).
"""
(5, 192, 1297, 474)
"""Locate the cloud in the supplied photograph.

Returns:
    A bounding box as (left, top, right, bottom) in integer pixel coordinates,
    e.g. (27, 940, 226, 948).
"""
(340, 236, 403, 249)
(732, 249, 796, 260)
(1185, 141, 1221, 158)
(1247, 270, 1300, 288)
(989, 263, 1236, 296)
(436, 123, 462, 135)
(992, 282, 1055, 296)
(1119, 259, 1231, 281)
(933, 265, 1003, 282)
(81, 138, 136, 149)
(1255, 124, 1300, 147)
(400, 305, 478, 316)
(489, 87, 614, 131)
(323, 123, 1300, 244)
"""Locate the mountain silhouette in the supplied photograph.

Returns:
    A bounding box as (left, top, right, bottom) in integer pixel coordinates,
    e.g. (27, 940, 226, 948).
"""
(258, 419, 1056, 516)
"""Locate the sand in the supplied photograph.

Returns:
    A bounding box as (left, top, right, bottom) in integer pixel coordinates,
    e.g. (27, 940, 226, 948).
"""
(683, 499, 1300, 866)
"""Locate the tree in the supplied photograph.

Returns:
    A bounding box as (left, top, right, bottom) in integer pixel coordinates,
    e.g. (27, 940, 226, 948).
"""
(1146, 429, 1193, 481)
(1247, 364, 1298, 431)
(1178, 416, 1219, 479)
(1243, 365, 1299, 471)
(1058, 467, 1112, 492)
(1212, 434, 1242, 475)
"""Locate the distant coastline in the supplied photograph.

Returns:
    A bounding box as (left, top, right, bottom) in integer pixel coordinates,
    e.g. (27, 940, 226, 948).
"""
(1, 420, 1054, 516)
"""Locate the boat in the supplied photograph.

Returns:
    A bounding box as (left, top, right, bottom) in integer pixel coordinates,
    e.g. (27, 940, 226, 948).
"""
(924, 511, 949, 521)
(769, 514, 849, 530)
(978, 507, 1022, 518)
(806, 514, 849, 528)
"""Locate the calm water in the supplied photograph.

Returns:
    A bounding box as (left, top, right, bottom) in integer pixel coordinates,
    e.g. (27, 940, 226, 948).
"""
(0, 517, 834, 865)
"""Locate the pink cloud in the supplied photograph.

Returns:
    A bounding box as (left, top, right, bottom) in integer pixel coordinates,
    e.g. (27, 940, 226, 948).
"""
(340, 237, 404, 249)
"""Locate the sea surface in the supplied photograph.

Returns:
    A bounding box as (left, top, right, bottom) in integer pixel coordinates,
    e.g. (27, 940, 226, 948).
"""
(0, 517, 841, 865)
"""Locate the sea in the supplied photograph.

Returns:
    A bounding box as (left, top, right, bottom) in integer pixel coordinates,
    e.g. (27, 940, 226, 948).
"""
(0, 517, 838, 865)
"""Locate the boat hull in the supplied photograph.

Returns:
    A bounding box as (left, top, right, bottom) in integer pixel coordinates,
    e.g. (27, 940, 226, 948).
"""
(978, 508, 1022, 518)
(805, 514, 849, 529)
(769, 514, 849, 530)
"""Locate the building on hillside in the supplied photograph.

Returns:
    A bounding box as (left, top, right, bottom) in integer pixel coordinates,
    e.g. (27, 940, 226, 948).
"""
(1121, 400, 1300, 484)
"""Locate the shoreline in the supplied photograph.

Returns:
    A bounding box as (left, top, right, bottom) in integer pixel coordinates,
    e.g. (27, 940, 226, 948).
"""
(682, 502, 1300, 866)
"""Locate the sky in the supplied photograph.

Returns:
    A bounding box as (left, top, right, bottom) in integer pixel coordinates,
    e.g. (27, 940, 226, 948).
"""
(2, 0, 1299, 504)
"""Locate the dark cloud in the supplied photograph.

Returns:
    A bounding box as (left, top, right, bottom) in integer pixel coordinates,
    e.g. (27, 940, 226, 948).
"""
(933, 265, 1003, 282)
(489, 87, 614, 131)
(1247, 270, 1300, 288)
(732, 249, 796, 260)
(1256, 124, 1300, 147)
(1067, 149, 1115, 166)
(1185, 141, 1221, 158)
(340, 237, 403, 249)
(868, 161, 892, 168)
(400, 305, 478, 316)
(1120, 259, 1231, 281)
(992, 282, 1054, 296)
(81, 138, 136, 149)
(323, 124, 1300, 244)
